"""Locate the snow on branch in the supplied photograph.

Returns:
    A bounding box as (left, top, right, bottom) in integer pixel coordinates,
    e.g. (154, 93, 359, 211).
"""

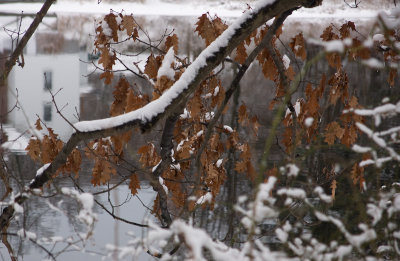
(144, 218, 289, 261)
(349, 100, 400, 167)
(61, 187, 96, 228)
(1, 0, 320, 230)
(74, 0, 316, 133)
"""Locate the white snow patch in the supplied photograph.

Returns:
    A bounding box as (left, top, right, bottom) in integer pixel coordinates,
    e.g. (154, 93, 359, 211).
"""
(216, 159, 223, 168)
(314, 187, 332, 203)
(363, 37, 373, 48)
(196, 192, 213, 205)
(285, 163, 299, 177)
(36, 163, 51, 177)
(205, 112, 214, 121)
(367, 203, 382, 226)
(276, 228, 288, 243)
(362, 58, 384, 69)
(13, 202, 24, 214)
(352, 144, 372, 153)
(213, 86, 219, 96)
(309, 39, 347, 53)
(359, 157, 391, 167)
(17, 229, 37, 240)
(277, 188, 306, 199)
(157, 48, 175, 80)
(196, 130, 203, 137)
(282, 54, 290, 69)
(1, 125, 30, 153)
(354, 103, 397, 117)
(61, 188, 96, 226)
(304, 117, 314, 127)
(373, 34, 385, 42)
(180, 109, 190, 119)
(152, 160, 162, 172)
(159, 176, 168, 194)
(325, 40, 345, 52)
(223, 125, 233, 133)
(294, 101, 301, 116)
(249, 176, 278, 223)
(80, 84, 94, 94)
(377, 245, 392, 253)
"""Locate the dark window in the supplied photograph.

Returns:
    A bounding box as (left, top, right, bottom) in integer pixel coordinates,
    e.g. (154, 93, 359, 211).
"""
(43, 104, 52, 122)
(44, 71, 52, 91)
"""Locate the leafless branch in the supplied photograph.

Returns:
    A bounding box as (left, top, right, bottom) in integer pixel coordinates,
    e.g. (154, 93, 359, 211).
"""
(44, 72, 79, 131)
(71, 178, 149, 228)
(344, 0, 361, 8)
(1, 225, 16, 261)
(0, 0, 56, 86)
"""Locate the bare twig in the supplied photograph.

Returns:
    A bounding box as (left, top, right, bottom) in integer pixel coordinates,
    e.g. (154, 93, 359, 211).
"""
(29, 238, 56, 261)
(0, 0, 56, 85)
(344, 0, 361, 8)
(44, 72, 79, 131)
(1, 225, 16, 261)
(71, 179, 149, 228)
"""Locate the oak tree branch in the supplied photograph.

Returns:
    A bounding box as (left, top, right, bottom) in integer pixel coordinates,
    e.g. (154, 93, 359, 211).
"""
(0, 0, 322, 230)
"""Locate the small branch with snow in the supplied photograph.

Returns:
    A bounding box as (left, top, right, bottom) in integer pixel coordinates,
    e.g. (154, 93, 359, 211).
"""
(195, 9, 294, 170)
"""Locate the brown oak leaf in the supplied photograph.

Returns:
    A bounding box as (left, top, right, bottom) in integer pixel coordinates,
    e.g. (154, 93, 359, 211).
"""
(165, 34, 179, 54)
(324, 121, 344, 145)
(104, 13, 118, 42)
(129, 174, 141, 195)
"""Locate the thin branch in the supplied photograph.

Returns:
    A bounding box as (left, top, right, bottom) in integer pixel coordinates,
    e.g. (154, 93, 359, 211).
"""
(71, 179, 149, 228)
(265, 34, 298, 157)
(91, 176, 129, 195)
(29, 238, 56, 261)
(0, 0, 56, 85)
(344, 0, 361, 8)
(114, 56, 148, 81)
(45, 74, 79, 131)
(1, 226, 17, 261)
(95, 197, 148, 227)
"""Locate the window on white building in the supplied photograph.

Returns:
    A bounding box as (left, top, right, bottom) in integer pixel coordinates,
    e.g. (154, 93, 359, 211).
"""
(43, 104, 52, 122)
(44, 71, 52, 91)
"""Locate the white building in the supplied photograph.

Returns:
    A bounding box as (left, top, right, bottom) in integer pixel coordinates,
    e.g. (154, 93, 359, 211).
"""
(6, 32, 84, 141)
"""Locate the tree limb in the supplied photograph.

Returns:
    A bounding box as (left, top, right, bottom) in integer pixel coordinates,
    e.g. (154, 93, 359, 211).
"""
(195, 8, 297, 167)
(149, 109, 183, 227)
(265, 32, 298, 156)
(0, 0, 322, 230)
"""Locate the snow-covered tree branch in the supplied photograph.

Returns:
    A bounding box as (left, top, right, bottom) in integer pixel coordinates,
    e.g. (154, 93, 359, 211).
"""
(1, 0, 400, 259)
